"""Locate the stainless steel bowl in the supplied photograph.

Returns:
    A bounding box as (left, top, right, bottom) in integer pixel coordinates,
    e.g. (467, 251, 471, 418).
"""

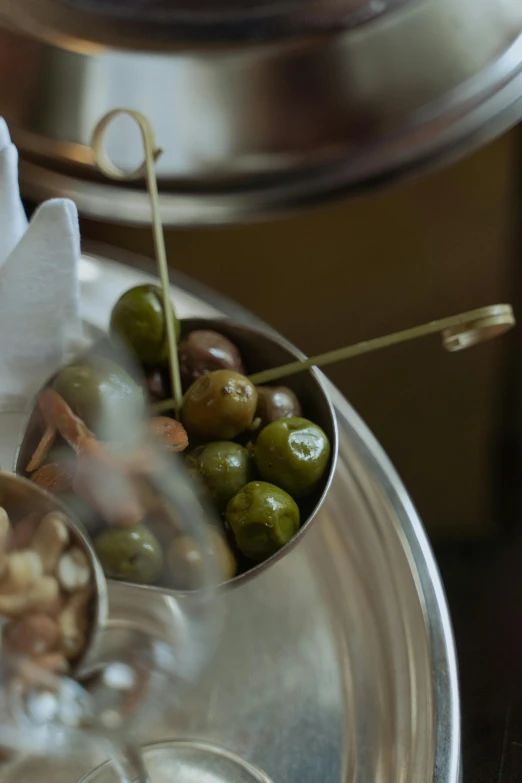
(0, 0, 521, 224)
(0, 247, 460, 783)
(15, 316, 338, 588)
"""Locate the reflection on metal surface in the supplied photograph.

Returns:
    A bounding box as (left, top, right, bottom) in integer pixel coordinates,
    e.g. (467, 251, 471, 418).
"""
(0, 0, 521, 223)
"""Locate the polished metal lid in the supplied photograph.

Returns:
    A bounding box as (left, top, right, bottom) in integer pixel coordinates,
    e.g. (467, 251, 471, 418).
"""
(4, 0, 413, 44)
(0, 0, 521, 224)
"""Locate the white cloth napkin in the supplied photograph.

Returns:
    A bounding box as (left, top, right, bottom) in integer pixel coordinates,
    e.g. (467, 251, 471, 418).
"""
(0, 119, 82, 406)
(0, 119, 83, 470)
(0, 118, 28, 262)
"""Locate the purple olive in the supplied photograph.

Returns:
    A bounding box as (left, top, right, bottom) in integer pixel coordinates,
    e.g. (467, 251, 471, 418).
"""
(179, 330, 245, 389)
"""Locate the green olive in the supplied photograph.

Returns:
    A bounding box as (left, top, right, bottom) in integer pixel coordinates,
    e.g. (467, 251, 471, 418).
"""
(53, 357, 145, 439)
(182, 370, 258, 440)
(109, 284, 180, 365)
(94, 525, 163, 584)
(225, 481, 300, 562)
(254, 417, 330, 498)
(167, 527, 237, 588)
(188, 441, 254, 511)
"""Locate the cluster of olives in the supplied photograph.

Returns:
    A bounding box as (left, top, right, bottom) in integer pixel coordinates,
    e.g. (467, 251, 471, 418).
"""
(181, 373, 330, 564)
(32, 285, 331, 588)
(110, 285, 331, 579)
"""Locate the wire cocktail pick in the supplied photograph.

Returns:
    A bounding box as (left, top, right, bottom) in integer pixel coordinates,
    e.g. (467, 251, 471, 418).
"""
(247, 303, 515, 385)
(91, 109, 183, 419)
(151, 304, 515, 415)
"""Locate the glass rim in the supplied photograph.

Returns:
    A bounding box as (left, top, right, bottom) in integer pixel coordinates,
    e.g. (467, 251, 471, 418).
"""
(77, 739, 274, 783)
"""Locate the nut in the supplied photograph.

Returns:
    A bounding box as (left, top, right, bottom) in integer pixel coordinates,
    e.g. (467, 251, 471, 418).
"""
(16, 656, 61, 689)
(0, 509, 10, 581)
(0, 551, 43, 594)
(57, 548, 91, 592)
(32, 512, 70, 573)
(29, 576, 60, 613)
(0, 508, 10, 552)
(59, 586, 92, 661)
(147, 417, 189, 453)
(25, 423, 57, 473)
(31, 462, 75, 494)
(3, 614, 60, 657)
(12, 513, 39, 549)
(32, 652, 69, 675)
(0, 575, 59, 618)
(0, 502, 92, 669)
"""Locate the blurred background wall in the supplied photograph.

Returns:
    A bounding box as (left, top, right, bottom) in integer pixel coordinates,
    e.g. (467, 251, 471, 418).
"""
(82, 127, 519, 541)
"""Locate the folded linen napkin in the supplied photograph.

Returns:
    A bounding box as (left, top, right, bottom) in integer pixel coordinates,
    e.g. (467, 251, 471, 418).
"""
(0, 119, 83, 407)
(0, 119, 83, 469)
